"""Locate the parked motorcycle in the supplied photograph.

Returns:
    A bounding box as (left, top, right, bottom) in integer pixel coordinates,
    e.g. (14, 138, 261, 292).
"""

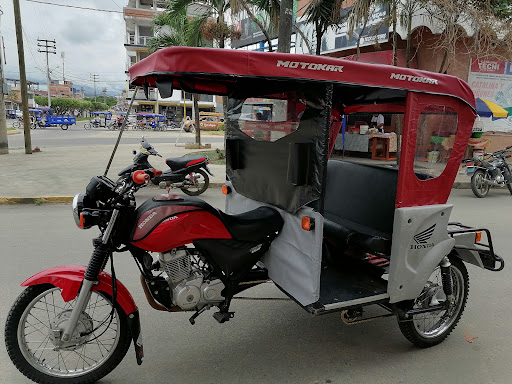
(464, 145, 512, 197)
(4, 168, 281, 383)
(117, 138, 212, 196)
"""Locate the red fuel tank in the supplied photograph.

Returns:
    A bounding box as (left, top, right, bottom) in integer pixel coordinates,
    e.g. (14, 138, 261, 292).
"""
(130, 194, 231, 252)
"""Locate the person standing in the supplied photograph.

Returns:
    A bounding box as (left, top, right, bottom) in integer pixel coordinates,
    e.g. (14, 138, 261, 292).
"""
(371, 113, 385, 133)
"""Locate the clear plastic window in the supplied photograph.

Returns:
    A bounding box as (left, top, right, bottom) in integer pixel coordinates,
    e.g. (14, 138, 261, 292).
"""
(227, 93, 306, 142)
(414, 105, 458, 179)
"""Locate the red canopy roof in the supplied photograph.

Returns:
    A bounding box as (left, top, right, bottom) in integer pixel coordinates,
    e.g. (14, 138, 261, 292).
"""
(129, 47, 476, 110)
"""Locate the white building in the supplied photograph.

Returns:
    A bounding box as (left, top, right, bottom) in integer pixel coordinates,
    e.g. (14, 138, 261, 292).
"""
(123, 0, 217, 120)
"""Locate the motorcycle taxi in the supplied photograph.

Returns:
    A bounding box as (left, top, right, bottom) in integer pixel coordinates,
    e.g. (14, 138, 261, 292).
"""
(4, 47, 504, 384)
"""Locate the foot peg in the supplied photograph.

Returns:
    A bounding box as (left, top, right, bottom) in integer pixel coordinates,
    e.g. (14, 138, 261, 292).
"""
(213, 311, 234, 324)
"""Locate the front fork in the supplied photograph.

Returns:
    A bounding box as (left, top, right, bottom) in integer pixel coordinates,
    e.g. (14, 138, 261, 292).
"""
(61, 209, 120, 343)
(440, 256, 454, 310)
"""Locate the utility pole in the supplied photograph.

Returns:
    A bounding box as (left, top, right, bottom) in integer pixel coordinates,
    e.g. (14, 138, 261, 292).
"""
(102, 87, 107, 104)
(278, 0, 294, 53)
(90, 74, 99, 102)
(13, 0, 31, 154)
(61, 51, 65, 82)
(0, 5, 8, 155)
(37, 38, 56, 107)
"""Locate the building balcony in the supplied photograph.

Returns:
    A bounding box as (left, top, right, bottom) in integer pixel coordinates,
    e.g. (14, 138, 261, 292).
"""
(126, 34, 152, 46)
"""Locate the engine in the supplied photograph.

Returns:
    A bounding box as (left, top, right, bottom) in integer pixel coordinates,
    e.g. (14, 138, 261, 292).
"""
(158, 248, 224, 310)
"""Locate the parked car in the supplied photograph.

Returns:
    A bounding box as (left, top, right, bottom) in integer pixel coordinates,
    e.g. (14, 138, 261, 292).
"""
(183, 113, 224, 132)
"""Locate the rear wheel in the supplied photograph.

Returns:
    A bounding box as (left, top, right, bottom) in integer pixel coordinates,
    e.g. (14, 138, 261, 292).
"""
(471, 169, 490, 198)
(180, 169, 209, 196)
(5, 284, 131, 384)
(398, 256, 469, 348)
(188, 125, 195, 133)
(61, 124, 69, 130)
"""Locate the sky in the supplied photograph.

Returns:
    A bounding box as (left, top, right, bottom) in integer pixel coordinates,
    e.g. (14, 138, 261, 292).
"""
(1, 0, 129, 96)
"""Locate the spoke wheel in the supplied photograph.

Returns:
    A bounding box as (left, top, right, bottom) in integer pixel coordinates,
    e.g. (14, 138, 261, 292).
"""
(5, 284, 131, 384)
(83, 123, 91, 130)
(471, 169, 490, 198)
(180, 169, 209, 196)
(398, 256, 469, 348)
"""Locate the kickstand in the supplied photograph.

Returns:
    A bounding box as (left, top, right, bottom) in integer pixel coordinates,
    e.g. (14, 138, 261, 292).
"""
(189, 305, 210, 325)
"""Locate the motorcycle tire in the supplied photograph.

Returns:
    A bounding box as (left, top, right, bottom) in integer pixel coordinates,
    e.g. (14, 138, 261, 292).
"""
(180, 169, 209, 196)
(12, 121, 20, 129)
(84, 123, 91, 130)
(61, 124, 69, 130)
(5, 284, 131, 384)
(470, 169, 490, 198)
(397, 255, 469, 348)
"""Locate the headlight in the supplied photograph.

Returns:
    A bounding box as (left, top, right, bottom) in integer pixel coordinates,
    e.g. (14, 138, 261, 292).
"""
(72, 193, 86, 228)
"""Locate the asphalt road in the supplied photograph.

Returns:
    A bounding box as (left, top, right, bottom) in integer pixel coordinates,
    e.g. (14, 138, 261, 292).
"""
(0, 189, 511, 384)
(7, 120, 225, 149)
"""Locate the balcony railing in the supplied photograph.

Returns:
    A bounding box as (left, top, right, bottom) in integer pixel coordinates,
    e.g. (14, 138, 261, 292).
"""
(126, 35, 152, 46)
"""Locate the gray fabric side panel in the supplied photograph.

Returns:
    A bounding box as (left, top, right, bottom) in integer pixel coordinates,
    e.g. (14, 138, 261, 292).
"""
(225, 181, 323, 306)
(388, 204, 454, 303)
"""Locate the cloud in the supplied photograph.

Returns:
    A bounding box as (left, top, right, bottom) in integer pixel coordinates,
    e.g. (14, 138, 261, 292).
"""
(2, 0, 129, 95)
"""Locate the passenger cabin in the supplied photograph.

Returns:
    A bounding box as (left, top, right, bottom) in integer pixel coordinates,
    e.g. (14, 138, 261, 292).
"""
(129, 47, 476, 310)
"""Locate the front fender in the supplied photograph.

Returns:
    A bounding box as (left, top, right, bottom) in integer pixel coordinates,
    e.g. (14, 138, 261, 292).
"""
(22, 265, 144, 365)
(22, 265, 138, 315)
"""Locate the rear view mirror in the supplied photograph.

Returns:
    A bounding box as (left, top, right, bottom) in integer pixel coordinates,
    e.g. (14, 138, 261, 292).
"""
(156, 79, 174, 99)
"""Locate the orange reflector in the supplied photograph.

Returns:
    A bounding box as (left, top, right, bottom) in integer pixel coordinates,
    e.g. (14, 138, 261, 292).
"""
(79, 213, 85, 229)
(475, 231, 482, 243)
(222, 185, 231, 195)
(302, 216, 314, 231)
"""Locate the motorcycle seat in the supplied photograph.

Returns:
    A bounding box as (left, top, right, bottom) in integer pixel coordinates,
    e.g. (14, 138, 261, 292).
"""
(218, 207, 284, 242)
(166, 155, 206, 170)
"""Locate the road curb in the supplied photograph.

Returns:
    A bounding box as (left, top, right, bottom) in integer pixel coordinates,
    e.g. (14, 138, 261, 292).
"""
(452, 182, 471, 189)
(0, 196, 74, 205)
(0, 182, 471, 205)
(0, 185, 226, 205)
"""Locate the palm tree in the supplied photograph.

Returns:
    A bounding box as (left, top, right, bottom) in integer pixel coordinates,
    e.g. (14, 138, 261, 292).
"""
(303, 0, 345, 55)
(148, 7, 213, 145)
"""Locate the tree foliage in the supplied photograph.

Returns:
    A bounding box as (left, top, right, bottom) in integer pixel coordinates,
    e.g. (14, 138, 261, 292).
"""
(34, 97, 107, 115)
(304, 0, 344, 55)
(84, 97, 117, 107)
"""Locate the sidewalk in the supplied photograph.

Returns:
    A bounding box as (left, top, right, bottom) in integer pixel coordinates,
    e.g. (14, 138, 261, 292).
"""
(0, 142, 227, 202)
(0, 141, 471, 203)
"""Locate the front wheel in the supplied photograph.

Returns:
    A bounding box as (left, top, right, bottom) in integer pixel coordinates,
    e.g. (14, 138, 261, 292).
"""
(397, 256, 469, 348)
(471, 169, 490, 198)
(12, 121, 21, 129)
(5, 284, 131, 384)
(84, 123, 91, 130)
(180, 169, 209, 196)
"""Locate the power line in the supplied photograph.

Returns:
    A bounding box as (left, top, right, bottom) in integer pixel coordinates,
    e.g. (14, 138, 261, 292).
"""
(25, 0, 123, 13)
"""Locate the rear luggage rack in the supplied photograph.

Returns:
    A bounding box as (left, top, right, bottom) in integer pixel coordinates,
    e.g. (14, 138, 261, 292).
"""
(448, 222, 504, 271)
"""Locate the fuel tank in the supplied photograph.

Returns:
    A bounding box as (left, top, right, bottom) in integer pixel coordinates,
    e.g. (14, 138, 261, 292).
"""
(130, 194, 231, 252)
